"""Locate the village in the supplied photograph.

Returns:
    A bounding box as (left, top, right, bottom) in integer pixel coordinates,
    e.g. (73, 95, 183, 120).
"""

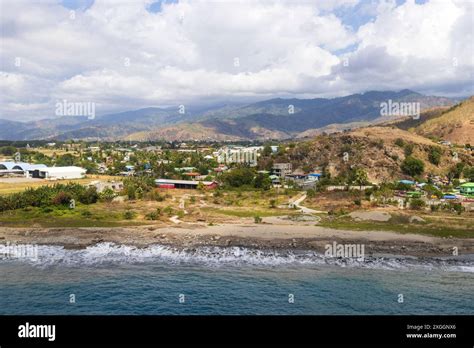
(0, 139, 472, 237)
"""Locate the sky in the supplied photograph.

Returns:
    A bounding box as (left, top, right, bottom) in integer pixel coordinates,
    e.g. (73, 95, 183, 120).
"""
(0, 0, 473, 121)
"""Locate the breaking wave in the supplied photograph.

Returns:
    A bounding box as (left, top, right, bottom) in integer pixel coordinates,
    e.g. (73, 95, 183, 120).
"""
(0, 242, 473, 272)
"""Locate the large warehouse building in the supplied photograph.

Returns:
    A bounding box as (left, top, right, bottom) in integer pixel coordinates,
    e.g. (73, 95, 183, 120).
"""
(155, 179, 218, 189)
(0, 162, 86, 180)
(35, 166, 87, 180)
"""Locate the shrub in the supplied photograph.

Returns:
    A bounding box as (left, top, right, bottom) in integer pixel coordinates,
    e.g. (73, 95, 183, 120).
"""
(99, 188, 115, 202)
(254, 215, 262, 223)
(41, 206, 54, 213)
(145, 210, 160, 220)
(79, 187, 99, 205)
(409, 198, 426, 210)
(404, 143, 414, 157)
(395, 138, 405, 147)
(163, 206, 174, 216)
(147, 190, 165, 202)
(451, 203, 464, 215)
(81, 210, 93, 217)
(52, 192, 73, 206)
(123, 210, 136, 220)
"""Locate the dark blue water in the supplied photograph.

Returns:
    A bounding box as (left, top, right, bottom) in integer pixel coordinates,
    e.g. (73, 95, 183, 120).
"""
(1, 243, 473, 315)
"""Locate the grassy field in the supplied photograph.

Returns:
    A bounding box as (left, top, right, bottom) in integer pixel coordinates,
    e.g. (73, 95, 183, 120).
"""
(318, 213, 474, 238)
(0, 202, 152, 228)
(0, 187, 299, 227)
(0, 175, 117, 195)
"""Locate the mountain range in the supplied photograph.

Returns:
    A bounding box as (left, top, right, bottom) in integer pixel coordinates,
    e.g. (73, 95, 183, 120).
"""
(0, 89, 459, 141)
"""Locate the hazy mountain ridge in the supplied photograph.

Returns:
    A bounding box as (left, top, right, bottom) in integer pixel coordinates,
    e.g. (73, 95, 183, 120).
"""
(0, 90, 459, 141)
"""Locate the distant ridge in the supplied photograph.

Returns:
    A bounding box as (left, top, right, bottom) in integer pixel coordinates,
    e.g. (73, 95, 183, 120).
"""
(0, 90, 459, 141)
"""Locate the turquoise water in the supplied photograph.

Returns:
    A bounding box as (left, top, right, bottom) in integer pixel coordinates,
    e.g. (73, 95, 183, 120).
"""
(0, 243, 473, 315)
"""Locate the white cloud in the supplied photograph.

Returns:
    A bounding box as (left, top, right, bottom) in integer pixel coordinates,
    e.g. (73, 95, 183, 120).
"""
(0, 0, 472, 121)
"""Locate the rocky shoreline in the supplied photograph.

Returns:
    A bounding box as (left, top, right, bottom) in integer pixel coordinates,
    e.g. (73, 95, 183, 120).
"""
(1, 223, 473, 258)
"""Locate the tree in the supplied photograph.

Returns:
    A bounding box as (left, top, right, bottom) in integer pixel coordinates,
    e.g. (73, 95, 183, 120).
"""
(463, 166, 474, 182)
(428, 146, 442, 165)
(448, 162, 465, 180)
(0, 146, 17, 156)
(220, 167, 254, 188)
(423, 184, 442, 199)
(56, 153, 75, 166)
(262, 144, 272, 156)
(350, 168, 369, 189)
(254, 173, 271, 190)
(401, 157, 424, 177)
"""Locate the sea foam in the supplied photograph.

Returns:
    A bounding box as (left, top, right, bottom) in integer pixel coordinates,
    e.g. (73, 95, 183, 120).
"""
(0, 242, 473, 272)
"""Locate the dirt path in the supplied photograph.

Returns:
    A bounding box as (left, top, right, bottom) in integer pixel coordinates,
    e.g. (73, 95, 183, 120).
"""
(289, 192, 325, 214)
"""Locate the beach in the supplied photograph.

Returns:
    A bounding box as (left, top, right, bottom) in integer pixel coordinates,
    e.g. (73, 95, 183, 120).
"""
(1, 220, 472, 258)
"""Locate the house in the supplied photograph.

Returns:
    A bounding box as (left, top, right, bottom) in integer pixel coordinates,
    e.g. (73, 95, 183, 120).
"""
(155, 179, 218, 190)
(399, 179, 416, 185)
(460, 182, 474, 196)
(97, 163, 108, 174)
(269, 174, 280, 185)
(35, 166, 86, 180)
(183, 172, 201, 178)
(143, 146, 162, 153)
(307, 173, 322, 181)
(175, 167, 197, 173)
(286, 168, 307, 181)
(272, 163, 292, 178)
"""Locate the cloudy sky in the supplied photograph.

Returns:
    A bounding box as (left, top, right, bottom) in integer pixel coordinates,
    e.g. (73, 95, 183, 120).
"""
(0, 0, 473, 121)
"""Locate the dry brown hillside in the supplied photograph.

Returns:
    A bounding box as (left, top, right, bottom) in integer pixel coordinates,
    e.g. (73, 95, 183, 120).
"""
(126, 123, 242, 141)
(413, 97, 474, 145)
(278, 126, 473, 183)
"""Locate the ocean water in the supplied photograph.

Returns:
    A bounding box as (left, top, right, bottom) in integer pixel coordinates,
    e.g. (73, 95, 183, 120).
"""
(0, 243, 473, 315)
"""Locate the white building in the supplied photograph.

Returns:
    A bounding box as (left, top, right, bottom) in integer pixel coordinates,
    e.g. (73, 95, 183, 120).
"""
(37, 166, 86, 180)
